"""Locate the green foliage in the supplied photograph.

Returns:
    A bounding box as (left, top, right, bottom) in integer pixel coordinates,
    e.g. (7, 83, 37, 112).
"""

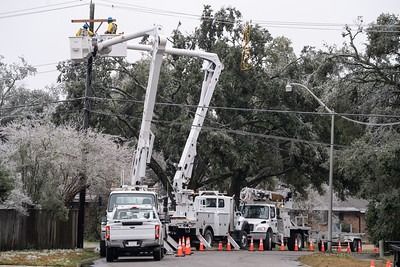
(0, 166, 13, 201)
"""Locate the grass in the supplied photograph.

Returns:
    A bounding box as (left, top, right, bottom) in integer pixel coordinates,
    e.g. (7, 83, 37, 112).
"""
(299, 253, 393, 267)
(0, 248, 98, 266)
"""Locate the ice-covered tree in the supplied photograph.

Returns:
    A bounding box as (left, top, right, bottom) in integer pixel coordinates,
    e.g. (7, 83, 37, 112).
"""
(0, 118, 132, 218)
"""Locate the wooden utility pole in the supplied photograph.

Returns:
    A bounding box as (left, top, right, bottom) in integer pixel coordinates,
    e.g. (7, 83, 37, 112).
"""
(77, 0, 94, 249)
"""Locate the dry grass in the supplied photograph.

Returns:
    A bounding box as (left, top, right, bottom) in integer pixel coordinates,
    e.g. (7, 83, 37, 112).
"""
(299, 253, 390, 267)
(0, 249, 98, 266)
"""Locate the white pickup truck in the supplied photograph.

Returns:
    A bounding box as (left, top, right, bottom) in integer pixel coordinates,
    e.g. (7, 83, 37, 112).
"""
(105, 204, 164, 262)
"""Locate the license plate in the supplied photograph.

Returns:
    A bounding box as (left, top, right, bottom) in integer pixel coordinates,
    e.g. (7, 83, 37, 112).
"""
(126, 241, 138, 247)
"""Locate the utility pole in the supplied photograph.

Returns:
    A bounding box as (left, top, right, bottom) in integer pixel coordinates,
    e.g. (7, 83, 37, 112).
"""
(77, 0, 94, 249)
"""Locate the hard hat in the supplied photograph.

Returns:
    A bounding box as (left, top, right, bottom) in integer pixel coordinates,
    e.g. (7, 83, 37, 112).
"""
(83, 23, 89, 29)
(107, 17, 113, 22)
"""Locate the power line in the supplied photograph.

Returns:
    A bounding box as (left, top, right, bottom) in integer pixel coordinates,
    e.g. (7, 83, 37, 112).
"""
(0, 0, 85, 15)
(97, 1, 400, 33)
(3, 96, 400, 126)
(0, 3, 88, 19)
(87, 96, 400, 120)
(87, 108, 348, 148)
(0, 98, 84, 111)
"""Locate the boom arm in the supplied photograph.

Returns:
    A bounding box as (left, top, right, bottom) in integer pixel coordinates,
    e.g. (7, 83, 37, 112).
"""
(172, 60, 222, 192)
(126, 43, 223, 191)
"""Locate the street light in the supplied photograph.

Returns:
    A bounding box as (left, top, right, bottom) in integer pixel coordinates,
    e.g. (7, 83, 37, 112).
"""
(286, 82, 335, 252)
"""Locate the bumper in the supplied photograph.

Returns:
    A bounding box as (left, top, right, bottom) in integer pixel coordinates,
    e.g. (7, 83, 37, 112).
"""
(249, 231, 267, 240)
(106, 239, 161, 250)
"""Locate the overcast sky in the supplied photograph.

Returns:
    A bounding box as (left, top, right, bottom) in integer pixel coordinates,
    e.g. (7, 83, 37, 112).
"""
(1, 0, 399, 89)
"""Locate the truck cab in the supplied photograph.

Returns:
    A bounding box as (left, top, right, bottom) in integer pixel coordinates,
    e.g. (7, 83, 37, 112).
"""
(240, 203, 278, 250)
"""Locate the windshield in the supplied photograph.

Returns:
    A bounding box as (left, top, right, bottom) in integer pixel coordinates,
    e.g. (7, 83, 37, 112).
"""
(242, 205, 269, 219)
(113, 208, 156, 220)
(108, 193, 156, 212)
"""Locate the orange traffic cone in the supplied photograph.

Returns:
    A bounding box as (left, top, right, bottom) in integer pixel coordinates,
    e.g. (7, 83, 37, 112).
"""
(199, 240, 205, 251)
(294, 239, 299, 251)
(226, 241, 232, 251)
(337, 241, 342, 253)
(370, 260, 376, 267)
(258, 239, 264, 251)
(185, 237, 192, 255)
(357, 241, 362, 253)
(385, 260, 392, 267)
(321, 242, 325, 253)
(346, 242, 351, 253)
(309, 240, 315, 251)
(249, 237, 255, 252)
(279, 240, 285, 251)
(218, 241, 223, 251)
(176, 238, 185, 257)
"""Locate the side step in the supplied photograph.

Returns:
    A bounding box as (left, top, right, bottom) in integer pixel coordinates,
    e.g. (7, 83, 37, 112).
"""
(166, 235, 178, 250)
(197, 234, 212, 248)
(163, 241, 175, 255)
(227, 234, 240, 250)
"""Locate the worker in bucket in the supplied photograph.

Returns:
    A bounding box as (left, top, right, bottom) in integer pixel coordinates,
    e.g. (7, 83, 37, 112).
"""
(105, 17, 117, 34)
(76, 23, 94, 37)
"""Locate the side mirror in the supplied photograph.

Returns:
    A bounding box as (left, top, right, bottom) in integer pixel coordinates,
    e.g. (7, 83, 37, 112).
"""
(160, 214, 171, 224)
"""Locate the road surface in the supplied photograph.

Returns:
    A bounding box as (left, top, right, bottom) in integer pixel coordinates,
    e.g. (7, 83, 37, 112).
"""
(89, 250, 311, 267)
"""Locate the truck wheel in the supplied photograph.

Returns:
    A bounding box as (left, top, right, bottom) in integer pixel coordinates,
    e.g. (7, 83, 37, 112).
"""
(203, 229, 214, 246)
(351, 239, 361, 252)
(238, 231, 248, 249)
(99, 240, 106, 257)
(153, 246, 162, 261)
(264, 230, 272, 251)
(288, 232, 303, 251)
(294, 232, 303, 250)
(113, 248, 119, 260)
(106, 247, 114, 262)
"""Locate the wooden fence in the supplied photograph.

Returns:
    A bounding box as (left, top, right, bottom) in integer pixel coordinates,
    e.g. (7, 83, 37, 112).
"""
(0, 209, 78, 251)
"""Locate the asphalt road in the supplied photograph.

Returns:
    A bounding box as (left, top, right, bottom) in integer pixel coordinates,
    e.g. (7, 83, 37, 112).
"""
(89, 250, 311, 267)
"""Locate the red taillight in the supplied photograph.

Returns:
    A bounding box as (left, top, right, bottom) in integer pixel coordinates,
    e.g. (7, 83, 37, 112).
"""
(105, 225, 110, 240)
(155, 225, 160, 239)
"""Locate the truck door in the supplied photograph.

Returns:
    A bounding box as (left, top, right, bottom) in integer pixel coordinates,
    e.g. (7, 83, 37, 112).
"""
(270, 205, 278, 233)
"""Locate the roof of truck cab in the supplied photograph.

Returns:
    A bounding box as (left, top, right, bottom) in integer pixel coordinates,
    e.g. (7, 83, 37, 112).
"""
(110, 191, 157, 195)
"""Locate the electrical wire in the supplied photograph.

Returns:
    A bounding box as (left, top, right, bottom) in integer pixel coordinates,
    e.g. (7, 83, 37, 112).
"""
(97, 1, 400, 33)
(2, 96, 400, 126)
(0, 2, 88, 19)
(0, 0, 86, 15)
(87, 96, 400, 120)
(87, 108, 348, 148)
(0, 98, 84, 111)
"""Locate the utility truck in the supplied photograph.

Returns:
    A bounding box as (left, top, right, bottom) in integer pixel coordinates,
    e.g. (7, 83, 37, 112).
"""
(239, 187, 310, 250)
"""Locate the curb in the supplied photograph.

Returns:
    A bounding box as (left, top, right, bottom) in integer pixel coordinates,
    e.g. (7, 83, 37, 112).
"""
(76, 256, 100, 267)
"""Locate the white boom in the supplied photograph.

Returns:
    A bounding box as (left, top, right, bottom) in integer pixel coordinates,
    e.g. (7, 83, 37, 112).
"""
(126, 43, 223, 201)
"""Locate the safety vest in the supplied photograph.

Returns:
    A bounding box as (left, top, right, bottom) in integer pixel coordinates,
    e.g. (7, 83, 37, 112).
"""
(106, 22, 118, 34)
(76, 28, 93, 37)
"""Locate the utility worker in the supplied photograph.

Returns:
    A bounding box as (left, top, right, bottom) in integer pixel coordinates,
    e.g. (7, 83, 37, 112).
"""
(105, 17, 117, 34)
(76, 23, 94, 37)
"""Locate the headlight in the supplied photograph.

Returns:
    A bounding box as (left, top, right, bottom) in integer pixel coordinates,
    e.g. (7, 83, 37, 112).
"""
(257, 226, 267, 231)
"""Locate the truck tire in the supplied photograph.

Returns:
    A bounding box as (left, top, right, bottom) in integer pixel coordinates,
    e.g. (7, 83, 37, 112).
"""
(106, 247, 114, 262)
(288, 231, 303, 251)
(99, 240, 106, 257)
(203, 229, 214, 246)
(351, 239, 361, 252)
(153, 246, 162, 261)
(238, 230, 248, 249)
(264, 230, 272, 251)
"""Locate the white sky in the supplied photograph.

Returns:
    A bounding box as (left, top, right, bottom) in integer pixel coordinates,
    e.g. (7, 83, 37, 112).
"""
(1, 0, 399, 89)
